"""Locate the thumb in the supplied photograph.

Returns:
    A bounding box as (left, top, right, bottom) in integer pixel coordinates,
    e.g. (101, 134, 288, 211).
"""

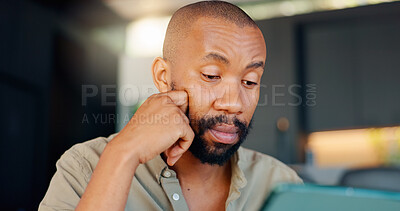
(166, 90, 188, 113)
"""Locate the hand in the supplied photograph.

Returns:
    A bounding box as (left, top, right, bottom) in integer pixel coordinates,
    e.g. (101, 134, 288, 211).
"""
(110, 90, 195, 166)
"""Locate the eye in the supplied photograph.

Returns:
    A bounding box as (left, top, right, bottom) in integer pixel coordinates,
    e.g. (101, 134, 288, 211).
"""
(201, 73, 221, 81)
(242, 80, 258, 87)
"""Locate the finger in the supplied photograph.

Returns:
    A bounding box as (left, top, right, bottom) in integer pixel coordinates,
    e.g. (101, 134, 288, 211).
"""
(165, 127, 194, 165)
(165, 90, 188, 113)
(165, 144, 181, 166)
(178, 126, 195, 151)
(176, 109, 190, 124)
(167, 154, 182, 166)
(165, 142, 178, 157)
(165, 138, 190, 160)
(168, 140, 187, 157)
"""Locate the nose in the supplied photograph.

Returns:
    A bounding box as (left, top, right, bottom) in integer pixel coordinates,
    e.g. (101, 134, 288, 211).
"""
(213, 83, 244, 114)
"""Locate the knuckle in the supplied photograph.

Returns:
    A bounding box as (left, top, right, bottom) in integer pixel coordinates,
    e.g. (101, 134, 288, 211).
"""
(173, 106, 182, 113)
(181, 114, 189, 124)
(149, 93, 159, 99)
(189, 128, 195, 139)
(175, 128, 184, 138)
(160, 95, 172, 104)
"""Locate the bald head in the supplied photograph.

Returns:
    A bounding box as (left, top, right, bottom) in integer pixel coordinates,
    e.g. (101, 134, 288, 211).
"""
(163, 1, 258, 64)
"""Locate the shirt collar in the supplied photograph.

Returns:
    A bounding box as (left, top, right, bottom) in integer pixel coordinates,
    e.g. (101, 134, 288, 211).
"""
(231, 147, 248, 189)
(145, 154, 169, 184)
(146, 148, 248, 188)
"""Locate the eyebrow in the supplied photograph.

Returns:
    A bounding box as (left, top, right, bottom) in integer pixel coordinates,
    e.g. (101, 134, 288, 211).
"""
(246, 61, 264, 69)
(203, 53, 229, 64)
(203, 52, 264, 69)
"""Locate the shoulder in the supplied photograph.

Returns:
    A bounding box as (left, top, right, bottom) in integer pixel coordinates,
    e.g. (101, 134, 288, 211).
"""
(39, 133, 118, 210)
(237, 147, 302, 183)
(65, 133, 118, 158)
(56, 133, 118, 179)
(238, 147, 290, 169)
(66, 133, 116, 157)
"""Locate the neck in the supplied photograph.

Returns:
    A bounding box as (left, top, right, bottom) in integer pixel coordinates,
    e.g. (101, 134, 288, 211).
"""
(163, 151, 232, 185)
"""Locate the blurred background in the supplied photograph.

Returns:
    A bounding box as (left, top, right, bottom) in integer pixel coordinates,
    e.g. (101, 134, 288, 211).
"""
(1, 0, 400, 210)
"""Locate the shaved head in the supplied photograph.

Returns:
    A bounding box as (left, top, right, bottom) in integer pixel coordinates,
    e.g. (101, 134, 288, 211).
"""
(163, 1, 258, 64)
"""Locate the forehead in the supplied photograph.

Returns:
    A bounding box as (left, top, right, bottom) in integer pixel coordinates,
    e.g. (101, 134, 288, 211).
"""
(185, 17, 266, 60)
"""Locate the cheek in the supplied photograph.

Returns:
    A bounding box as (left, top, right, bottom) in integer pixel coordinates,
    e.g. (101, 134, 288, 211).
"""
(241, 89, 260, 117)
(186, 85, 217, 120)
(248, 89, 260, 108)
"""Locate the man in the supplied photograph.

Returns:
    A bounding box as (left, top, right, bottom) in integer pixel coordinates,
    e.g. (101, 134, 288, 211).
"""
(39, 1, 302, 210)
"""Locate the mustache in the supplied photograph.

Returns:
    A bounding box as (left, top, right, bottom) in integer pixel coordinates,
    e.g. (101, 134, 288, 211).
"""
(191, 114, 250, 137)
(181, 93, 251, 136)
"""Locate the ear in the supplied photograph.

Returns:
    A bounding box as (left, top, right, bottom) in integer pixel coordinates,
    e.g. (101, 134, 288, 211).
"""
(151, 57, 170, 93)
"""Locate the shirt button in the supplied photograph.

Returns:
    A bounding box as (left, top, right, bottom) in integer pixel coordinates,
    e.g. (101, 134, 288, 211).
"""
(162, 170, 171, 178)
(172, 193, 180, 201)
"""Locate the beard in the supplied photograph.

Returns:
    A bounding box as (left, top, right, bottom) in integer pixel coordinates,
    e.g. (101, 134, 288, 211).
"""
(169, 82, 252, 166)
(188, 114, 252, 166)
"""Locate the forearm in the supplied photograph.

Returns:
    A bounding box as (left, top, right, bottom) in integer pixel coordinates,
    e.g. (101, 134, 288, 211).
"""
(76, 140, 140, 211)
(75, 90, 193, 210)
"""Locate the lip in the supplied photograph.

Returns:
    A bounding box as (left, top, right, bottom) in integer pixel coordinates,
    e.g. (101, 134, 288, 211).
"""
(209, 124, 239, 144)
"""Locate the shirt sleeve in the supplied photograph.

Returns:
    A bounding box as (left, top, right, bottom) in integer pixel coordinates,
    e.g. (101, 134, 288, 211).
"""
(38, 146, 92, 211)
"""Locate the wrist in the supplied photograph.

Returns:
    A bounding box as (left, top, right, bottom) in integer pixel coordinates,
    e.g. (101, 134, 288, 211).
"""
(104, 137, 141, 168)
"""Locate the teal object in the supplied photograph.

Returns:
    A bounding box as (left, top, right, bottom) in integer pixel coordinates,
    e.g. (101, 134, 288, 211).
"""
(261, 183, 400, 211)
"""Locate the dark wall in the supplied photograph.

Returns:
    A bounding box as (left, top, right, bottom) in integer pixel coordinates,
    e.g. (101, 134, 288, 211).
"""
(0, 1, 53, 210)
(246, 2, 400, 163)
(0, 0, 126, 210)
(301, 9, 400, 132)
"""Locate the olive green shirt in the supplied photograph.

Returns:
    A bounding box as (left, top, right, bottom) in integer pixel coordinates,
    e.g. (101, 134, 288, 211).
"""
(39, 134, 302, 210)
